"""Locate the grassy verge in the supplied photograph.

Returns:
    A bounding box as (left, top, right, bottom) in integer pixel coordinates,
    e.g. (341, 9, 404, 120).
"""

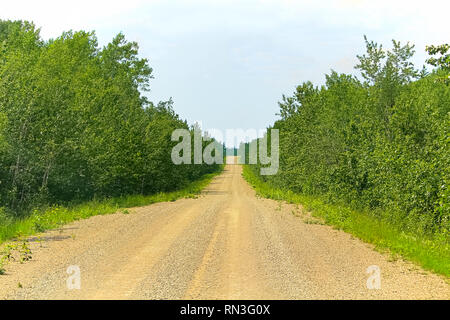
(0, 167, 223, 246)
(242, 165, 450, 278)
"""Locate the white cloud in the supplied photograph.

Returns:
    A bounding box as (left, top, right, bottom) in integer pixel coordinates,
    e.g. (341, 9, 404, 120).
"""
(2, 1, 448, 44)
(1, 0, 449, 132)
(0, 0, 146, 38)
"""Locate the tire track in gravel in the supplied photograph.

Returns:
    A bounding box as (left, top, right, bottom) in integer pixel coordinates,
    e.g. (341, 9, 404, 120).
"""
(1, 158, 449, 299)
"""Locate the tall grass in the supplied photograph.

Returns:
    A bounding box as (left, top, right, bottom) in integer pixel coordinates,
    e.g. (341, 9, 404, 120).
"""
(0, 167, 223, 245)
(242, 165, 450, 278)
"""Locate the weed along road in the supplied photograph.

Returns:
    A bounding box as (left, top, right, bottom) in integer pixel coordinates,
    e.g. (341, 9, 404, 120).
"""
(0, 159, 448, 299)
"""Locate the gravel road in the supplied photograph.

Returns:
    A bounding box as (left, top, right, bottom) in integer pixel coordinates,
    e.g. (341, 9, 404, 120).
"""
(0, 161, 449, 299)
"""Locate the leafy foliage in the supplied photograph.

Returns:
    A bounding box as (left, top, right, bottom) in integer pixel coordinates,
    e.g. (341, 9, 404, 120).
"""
(426, 44, 450, 70)
(250, 37, 450, 238)
(0, 20, 219, 217)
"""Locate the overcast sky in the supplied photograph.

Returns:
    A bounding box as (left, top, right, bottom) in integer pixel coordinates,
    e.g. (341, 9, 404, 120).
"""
(2, 0, 449, 145)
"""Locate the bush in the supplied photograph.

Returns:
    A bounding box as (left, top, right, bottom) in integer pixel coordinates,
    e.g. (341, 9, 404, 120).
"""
(249, 38, 449, 238)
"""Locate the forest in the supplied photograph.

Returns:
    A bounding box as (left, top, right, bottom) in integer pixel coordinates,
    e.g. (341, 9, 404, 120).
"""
(0, 18, 448, 252)
(247, 38, 449, 239)
(0, 19, 220, 222)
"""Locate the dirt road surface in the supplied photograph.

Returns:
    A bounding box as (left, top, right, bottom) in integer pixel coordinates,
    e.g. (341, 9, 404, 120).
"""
(1, 160, 449, 299)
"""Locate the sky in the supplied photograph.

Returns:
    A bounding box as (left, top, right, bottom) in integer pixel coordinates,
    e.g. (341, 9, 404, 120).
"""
(1, 0, 449, 146)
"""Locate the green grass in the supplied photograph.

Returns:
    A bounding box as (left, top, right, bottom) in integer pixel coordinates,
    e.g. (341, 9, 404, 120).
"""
(242, 165, 450, 278)
(0, 166, 223, 246)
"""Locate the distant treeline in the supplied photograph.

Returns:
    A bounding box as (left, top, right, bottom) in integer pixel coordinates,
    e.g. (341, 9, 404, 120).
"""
(0, 20, 220, 217)
(225, 147, 238, 156)
(248, 38, 449, 236)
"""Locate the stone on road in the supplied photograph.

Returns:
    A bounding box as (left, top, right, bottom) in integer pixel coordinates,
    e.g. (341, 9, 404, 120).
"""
(1, 160, 449, 299)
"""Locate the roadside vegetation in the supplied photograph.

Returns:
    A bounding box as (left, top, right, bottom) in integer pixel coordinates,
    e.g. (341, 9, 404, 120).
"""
(243, 166, 449, 277)
(0, 168, 222, 273)
(0, 20, 222, 246)
(0, 169, 222, 244)
(244, 38, 449, 277)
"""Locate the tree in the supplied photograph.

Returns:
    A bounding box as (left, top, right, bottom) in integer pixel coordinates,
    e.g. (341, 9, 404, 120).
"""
(0, 19, 220, 215)
(426, 44, 450, 70)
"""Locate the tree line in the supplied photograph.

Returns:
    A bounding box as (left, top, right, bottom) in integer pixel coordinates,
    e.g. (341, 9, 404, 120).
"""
(0, 20, 220, 218)
(248, 37, 449, 237)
